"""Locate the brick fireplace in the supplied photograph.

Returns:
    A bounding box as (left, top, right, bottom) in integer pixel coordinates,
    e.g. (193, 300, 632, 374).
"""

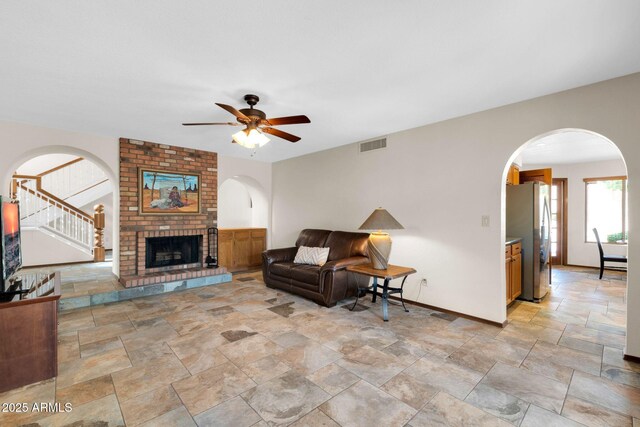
(118, 138, 226, 287)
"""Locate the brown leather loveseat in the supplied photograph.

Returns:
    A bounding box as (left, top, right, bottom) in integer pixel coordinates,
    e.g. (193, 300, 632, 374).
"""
(262, 229, 370, 307)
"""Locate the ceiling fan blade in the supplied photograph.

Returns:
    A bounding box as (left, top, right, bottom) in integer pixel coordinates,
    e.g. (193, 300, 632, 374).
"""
(215, 103, 250, 122)
(263, 115, 311, 126)
(182, 122, 242, 126)
(262, 127, 301, 142)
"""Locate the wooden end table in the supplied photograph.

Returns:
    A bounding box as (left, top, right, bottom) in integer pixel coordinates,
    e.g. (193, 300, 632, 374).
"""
(346, 264, 416, 321)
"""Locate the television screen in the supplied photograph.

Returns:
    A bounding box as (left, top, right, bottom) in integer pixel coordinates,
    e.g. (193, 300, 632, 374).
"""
(1, 199, 22, 281)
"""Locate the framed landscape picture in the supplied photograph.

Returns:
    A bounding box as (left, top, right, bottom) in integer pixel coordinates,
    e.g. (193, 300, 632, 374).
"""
(139, 169, 201, 214)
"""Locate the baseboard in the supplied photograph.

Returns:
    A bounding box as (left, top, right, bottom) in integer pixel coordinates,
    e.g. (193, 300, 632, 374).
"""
(23, 259, 96, 269)
(388, 295, 507, 328)
(564, 264, 599, 269)
(623, 353, 640, 363)
(565, 263, 626, 271)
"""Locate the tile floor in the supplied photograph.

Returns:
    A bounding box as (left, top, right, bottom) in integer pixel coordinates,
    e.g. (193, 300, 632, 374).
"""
(22, 256, 124, 300)
(0, 266, 636, 426)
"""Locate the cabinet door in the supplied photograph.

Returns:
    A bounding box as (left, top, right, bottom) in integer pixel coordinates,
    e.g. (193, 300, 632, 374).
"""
(218, 230, 234, 269)
(250, 229, 266, 267)
(511, 252, 522, 300)
(233, 230, 251, 268)
(505, 245, 512, 304)
(519, 168, 552, 186)
(512, 165, 520, 185)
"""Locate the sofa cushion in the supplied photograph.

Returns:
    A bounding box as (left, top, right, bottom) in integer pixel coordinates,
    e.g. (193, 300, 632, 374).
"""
(295, 229, 332, 248)
(325, 231, 370, 261)
(291, 279, 320, 292)
(271, 262, 296, 278)
(290, 264, 321, 283)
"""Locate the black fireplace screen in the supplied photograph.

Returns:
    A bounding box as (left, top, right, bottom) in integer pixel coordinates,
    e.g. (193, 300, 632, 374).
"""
(145, 235, 201, 269)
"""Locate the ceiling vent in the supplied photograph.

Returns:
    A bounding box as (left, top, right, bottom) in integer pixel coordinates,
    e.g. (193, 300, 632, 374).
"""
(359, 138, 387, 153)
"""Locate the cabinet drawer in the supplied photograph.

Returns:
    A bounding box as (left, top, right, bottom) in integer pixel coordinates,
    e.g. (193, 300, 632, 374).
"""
(505, 245, 512, 258)
(512, 242, 521, 255)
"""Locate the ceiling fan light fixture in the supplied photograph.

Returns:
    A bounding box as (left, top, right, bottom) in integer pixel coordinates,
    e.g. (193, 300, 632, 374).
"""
(184, 94, 309, 145)
(232, 128, 270, 149)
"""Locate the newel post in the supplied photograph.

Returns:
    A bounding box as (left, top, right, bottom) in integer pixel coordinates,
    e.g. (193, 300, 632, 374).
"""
(94, 203, 105, 262)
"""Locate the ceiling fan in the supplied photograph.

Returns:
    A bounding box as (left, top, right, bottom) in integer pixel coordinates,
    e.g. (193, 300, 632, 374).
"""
(183, 94, 310, 148)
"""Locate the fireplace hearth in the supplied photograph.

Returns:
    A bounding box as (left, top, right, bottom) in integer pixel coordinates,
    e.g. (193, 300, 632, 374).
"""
(145, 235, 202, 269)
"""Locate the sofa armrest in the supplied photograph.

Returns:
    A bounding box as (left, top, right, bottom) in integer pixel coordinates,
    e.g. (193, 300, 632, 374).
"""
(262, 247, 298, 265)
(320, 256, 369, 273)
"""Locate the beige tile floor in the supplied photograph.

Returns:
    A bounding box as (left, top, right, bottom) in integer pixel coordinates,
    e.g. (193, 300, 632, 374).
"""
(21, 254, 123, 299)
(0, 266, 636, 426)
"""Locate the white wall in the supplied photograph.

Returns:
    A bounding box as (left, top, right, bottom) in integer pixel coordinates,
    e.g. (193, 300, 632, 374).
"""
(272, 73, 640, 356)
(522, 159, 627, 268)
(22, 229, 93, 266)
(16, 153, 78, 175)
(218, 155, 273, 246)
(218, 179, 253, 228)
(0, 121, 120, 274)
(218, 155, 272, 197)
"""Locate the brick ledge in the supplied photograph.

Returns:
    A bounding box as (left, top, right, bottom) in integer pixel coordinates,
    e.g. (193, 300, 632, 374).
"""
(119, 266, 227, 288)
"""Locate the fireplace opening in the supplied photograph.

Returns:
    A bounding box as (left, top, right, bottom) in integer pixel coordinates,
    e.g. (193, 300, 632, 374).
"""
(145, 235, 202, 269)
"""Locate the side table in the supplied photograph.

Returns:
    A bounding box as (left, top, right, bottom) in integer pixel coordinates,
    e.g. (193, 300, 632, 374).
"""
(346, 264, 416, 321)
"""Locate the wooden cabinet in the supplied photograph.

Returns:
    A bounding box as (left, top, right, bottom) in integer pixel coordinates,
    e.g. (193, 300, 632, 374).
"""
(250, 229, 267, 266)
(519, 168, 552, 186)
(511, 165, 520, 185)
(511, 246, 522, 301)
(506, 241, 522, 305)
(218, 230, 234, 269)
(505, 244, 512, 304)
(506, 164, 520, 185)
(218, 228, 266, 271)
(233, 230, 251, 267)
(0, 273, 60, 393)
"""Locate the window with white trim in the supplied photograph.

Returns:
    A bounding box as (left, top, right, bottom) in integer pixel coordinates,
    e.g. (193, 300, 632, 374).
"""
(585, 176, 627, 243)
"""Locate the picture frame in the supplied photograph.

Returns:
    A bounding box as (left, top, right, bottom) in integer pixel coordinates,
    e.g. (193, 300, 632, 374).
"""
(139, 168, 201, 215)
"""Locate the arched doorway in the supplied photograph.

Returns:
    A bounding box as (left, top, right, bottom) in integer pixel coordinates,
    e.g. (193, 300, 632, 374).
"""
(5, 145, 119, 274)
(501, 128, 628, 343)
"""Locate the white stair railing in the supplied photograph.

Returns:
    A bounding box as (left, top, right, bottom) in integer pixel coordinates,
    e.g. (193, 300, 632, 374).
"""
(40, 158, 107, 200)
(14, 177, 94, 254)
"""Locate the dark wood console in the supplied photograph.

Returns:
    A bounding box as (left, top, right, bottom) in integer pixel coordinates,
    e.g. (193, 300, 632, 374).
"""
(0, 272, 60, 393)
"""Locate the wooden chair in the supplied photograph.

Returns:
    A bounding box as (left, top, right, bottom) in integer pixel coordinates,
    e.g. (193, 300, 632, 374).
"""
(593, 228, 627, 279)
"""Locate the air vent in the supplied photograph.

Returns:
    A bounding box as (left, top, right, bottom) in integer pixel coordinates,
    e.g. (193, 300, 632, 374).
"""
(359, 138, 387, 153)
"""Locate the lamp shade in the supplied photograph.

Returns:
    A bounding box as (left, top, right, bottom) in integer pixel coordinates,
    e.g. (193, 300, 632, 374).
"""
(232, 128, 270, 149)
(358, 208, 404, 231)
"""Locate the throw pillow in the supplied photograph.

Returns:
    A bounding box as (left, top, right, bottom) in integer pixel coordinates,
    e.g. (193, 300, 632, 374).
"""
(294, 246, 330, 266)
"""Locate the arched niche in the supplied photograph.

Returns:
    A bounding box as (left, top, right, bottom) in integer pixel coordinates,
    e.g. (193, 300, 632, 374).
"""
(218, 175, 269, 230)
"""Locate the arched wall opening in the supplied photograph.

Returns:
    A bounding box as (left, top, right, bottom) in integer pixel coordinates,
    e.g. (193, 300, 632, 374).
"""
(4, 145, 119, 275)
(501, 128, 628, 326)
(218, 175, 269, 230)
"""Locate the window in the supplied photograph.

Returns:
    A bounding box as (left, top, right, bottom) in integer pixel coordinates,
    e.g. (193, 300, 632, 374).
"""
(585, 176, 628, 243)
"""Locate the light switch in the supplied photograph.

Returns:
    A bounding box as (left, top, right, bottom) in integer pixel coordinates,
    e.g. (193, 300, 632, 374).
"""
(481, 215, 490, 227)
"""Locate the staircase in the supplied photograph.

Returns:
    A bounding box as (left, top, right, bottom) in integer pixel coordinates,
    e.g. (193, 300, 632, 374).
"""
(12, 158, 110, 259)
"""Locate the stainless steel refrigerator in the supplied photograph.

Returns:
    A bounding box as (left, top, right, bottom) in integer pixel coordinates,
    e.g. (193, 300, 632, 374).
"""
(506, 181, 551, 301)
